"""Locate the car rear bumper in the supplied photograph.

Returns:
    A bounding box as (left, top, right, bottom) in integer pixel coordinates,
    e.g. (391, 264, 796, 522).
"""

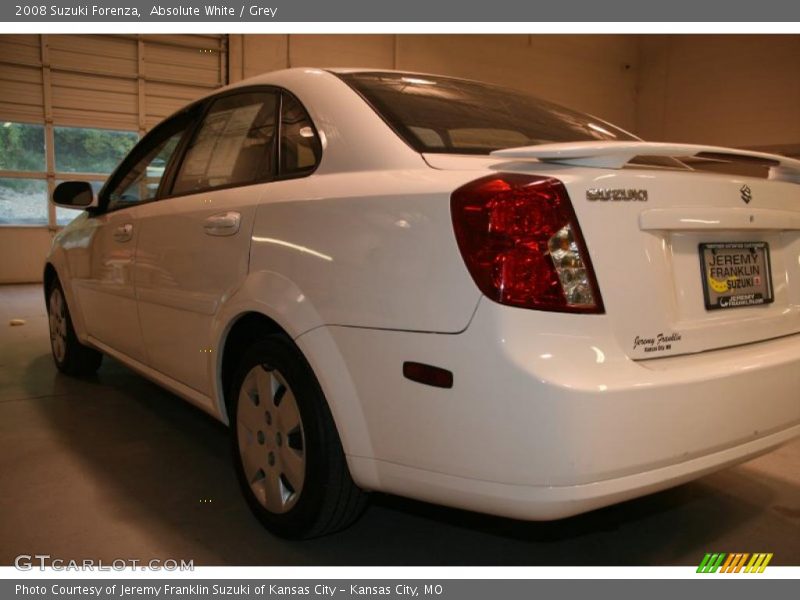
(310, 298, 800, 519)
(349, 422, 800, 520)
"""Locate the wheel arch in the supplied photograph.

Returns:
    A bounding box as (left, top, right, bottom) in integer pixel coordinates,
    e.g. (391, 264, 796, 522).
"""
(43, 262, 58, 299)
(218, 311, 288, 421)
(215, 307, 376, 488)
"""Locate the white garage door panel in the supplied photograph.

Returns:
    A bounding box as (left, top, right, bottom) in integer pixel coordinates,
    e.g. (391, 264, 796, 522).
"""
(146, 80, 210, 103)
(0, 64, 43, 121)
(146, 85, 210, 118)
(0, 35, 41, 66)
(50, 71, 138, 96)
(52, 84, 138, 117)
(145, 61, 221, 87)
(145, 97, 190, 121)
(144, 47, 223, 87)
(51, 108, 140, 131)
(49, 51, 138, 79)
(49, 35, 138, 76)
(141, 34, 224, 50)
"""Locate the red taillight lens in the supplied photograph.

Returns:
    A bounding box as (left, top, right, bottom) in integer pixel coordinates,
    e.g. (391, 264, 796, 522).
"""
(451, 174, 604, 313)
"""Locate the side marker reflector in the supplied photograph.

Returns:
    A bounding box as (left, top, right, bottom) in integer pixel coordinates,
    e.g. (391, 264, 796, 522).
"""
(403, 362, 453, 389)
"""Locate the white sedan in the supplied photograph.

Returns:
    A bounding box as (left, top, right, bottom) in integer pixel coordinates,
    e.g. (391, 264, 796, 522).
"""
(45, 68, 800, 538)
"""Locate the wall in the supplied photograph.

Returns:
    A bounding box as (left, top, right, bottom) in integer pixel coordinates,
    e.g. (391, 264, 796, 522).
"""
(229, 34, 640, 131)
(0, 227, 51, 284)
(637, 35, 800, 156)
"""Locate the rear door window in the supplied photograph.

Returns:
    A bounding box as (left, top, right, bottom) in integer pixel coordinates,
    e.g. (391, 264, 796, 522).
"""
(279, 93, 321, 177)
(171, 91, 278, 196)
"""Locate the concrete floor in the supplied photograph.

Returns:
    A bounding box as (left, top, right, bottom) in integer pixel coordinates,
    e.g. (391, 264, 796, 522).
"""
(1, 283, 799, 566)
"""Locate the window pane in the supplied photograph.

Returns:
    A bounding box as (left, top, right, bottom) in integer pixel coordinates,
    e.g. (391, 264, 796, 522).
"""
(55, 180, 104, 226)
(280, 94, 321, 176)
(54, 126, 138, 174)
(0, 122, 45, 172)
(0, 178, 47, 225)
(172, 92, 277, 196)
(338, 72, 637, 154)
(107, 130, 184, 211)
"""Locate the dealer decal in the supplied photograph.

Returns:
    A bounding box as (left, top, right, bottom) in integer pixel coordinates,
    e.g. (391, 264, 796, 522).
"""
(633, 332, 682, 353)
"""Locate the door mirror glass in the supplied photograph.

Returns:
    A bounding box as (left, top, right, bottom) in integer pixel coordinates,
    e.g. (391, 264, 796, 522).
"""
(53, 181, 97, 209)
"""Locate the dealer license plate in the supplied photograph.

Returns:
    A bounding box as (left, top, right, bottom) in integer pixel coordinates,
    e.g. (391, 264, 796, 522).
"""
(699, 242, 774, 310)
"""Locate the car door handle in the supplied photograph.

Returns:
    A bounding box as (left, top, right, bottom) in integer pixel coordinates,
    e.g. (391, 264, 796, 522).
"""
(203, 211, 241, 237)
(113, 223, 133, 242)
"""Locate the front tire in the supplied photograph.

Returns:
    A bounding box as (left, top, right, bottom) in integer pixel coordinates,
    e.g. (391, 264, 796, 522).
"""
(47, 280, 102, 376)
(230, 336, 367, 539)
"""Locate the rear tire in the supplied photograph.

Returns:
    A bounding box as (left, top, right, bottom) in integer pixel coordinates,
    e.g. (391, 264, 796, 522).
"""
(230, 335, 367, 539)
(47, 280, 102, 376)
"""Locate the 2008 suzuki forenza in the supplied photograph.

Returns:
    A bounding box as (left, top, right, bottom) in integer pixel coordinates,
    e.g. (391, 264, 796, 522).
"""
(45, 68, 800, 538)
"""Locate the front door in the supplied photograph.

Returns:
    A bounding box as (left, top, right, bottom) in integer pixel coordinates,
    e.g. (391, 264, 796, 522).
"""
(69, 113, 194, 361)
(134, 90, 279, 395)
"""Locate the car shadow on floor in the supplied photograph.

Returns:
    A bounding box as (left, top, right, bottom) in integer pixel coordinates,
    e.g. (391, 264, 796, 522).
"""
(13, 352, 791, 566)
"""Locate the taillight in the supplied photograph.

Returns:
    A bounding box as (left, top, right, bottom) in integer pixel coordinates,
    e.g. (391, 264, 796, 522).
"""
(451, 173, 603, 313)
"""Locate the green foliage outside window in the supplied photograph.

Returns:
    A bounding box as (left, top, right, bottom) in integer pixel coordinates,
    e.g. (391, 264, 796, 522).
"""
(0, 122, 46, 173)
(55, 126, 138, 174)
(0, 121, 138, 225)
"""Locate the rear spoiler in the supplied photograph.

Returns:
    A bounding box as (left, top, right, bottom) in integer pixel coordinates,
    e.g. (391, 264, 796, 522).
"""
(491, 141, 800, 184)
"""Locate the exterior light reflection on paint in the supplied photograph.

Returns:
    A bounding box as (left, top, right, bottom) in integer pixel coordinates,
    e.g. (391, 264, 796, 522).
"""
(401, 77, 436, 85)
(588, 122, 617, 138)
(591, 346, 605, 364)
(251, 236, 333, 262)
(681, 218, 720, 225)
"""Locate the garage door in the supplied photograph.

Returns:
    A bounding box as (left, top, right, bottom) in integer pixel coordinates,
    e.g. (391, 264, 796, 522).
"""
(0, 34, 227, 280)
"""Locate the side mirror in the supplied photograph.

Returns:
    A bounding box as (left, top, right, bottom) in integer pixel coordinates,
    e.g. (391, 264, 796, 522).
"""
(52, 181, 98, 210)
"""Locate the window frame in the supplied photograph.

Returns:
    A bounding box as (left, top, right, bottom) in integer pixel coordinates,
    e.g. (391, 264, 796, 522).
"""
(97, 106, 200, 214)
(275, 90, 323, 182)
(166, 86, 322, 194)
(95, 85, 323, 215)
(165, 88, 282, 198)
(335, 71, 638, 156)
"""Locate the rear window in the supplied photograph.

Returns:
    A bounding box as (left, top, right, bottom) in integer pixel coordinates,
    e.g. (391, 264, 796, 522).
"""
(337, 71, 638, 155)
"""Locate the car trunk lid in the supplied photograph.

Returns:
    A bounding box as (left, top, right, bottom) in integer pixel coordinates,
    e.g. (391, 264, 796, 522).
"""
(425, 143, 800, 360)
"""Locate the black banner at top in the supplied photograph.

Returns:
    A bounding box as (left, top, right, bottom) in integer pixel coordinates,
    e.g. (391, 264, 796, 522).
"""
(2, 0, 800, 22)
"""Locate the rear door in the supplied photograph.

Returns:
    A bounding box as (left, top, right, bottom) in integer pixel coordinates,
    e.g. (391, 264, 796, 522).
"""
(133, 89, 280, 395)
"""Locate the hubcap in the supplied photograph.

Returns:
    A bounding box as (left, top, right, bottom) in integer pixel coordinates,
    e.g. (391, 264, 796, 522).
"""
(237, 364, 306, 514)
(48, 288, 68, 363)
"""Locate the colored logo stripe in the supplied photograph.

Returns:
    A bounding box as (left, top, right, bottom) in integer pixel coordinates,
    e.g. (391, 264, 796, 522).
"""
(697, 553, 772, 573)
(697, 553, 726, 573)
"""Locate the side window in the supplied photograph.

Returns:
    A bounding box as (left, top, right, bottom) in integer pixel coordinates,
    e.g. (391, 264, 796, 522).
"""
(280, 93, 321, 176)
(105, 118, 189, 211)
(171, 91, 278, 196)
